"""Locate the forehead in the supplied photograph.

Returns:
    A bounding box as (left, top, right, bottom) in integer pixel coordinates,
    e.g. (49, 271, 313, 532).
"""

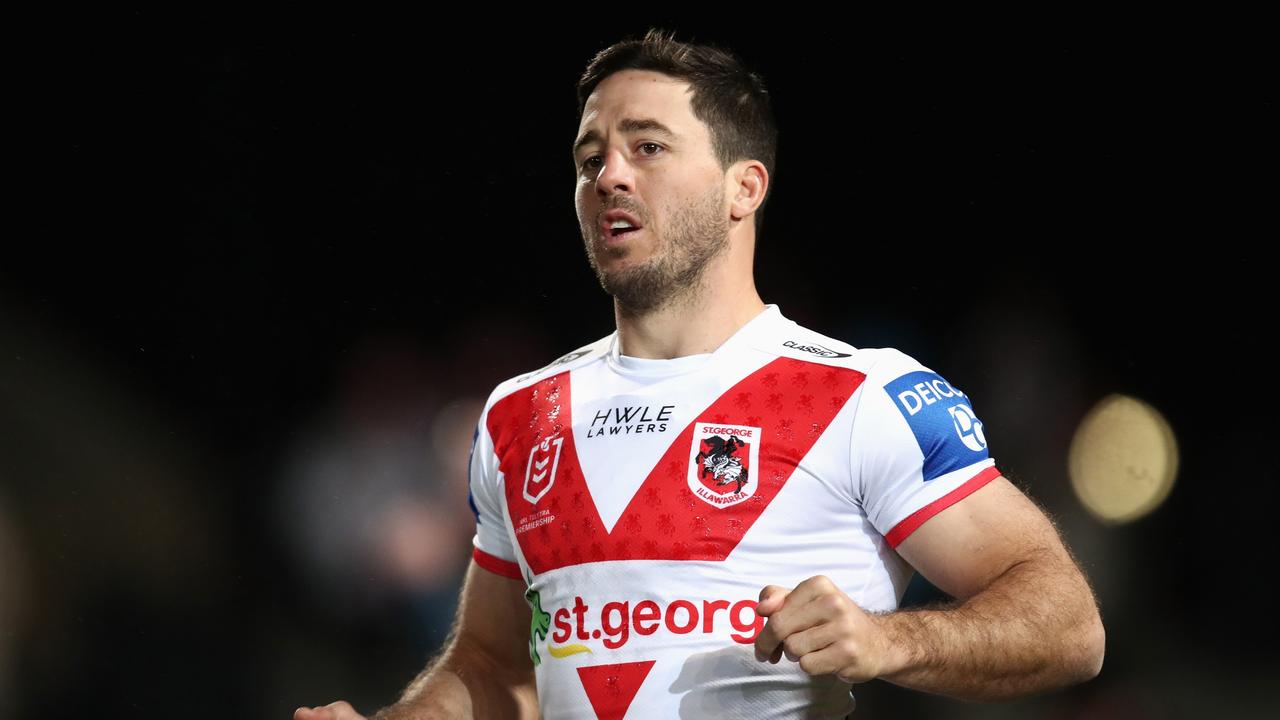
(575, 69, 708, 144)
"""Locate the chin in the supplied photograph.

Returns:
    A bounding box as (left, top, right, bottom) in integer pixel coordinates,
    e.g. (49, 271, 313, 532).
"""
(597, 246, 638, 266)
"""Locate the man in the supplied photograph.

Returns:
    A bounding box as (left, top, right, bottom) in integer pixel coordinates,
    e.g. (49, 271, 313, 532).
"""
(296, 29, 1104, 720)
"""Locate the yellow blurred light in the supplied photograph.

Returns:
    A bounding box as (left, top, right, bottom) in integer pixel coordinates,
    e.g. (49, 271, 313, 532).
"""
(1069, 394, 1178, 524)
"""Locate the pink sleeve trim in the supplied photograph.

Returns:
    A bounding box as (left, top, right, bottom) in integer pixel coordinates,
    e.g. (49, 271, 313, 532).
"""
(885, 465, 1003, 549)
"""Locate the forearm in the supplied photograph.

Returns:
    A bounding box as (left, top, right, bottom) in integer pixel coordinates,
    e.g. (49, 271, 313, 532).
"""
(874, 550, 1105, 701)
(370, 638, 538, 720)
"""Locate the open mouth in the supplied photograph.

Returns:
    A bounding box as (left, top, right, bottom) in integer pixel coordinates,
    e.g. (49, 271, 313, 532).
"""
(602, 210, 644, 240)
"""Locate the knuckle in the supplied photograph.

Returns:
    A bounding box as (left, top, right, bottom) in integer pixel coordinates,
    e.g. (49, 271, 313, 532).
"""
(817, 593, 844, 614)
(835, 663, 870, 684)
(324, 701, 355, 718)
(798, 653, 822, 675)
(802, 574, 830, 589)
(755, 632, 778, 653)
(765, 617, 789, 638)
(759, 585, 787, 604)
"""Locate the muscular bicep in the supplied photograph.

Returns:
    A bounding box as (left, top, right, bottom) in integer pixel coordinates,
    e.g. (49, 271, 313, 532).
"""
(451, 560, 535, 681)
(894, 475, 1069, 600)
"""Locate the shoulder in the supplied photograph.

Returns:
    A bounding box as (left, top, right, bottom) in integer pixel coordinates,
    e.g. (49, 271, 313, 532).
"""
(859, 347, 976, 420)
(480, 334, 613, 416)
(861, 347, 941, 387)
(744, 310, 922, 382)
(853, 346, 991, 481)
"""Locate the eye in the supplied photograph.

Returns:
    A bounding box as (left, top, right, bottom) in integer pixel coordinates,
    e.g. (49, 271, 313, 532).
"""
(580, 155, 602, 173)
(638, 142, 663, 156)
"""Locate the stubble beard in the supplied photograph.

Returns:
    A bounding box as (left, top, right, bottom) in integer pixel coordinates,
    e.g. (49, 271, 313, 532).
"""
(582, 185, 730, 316)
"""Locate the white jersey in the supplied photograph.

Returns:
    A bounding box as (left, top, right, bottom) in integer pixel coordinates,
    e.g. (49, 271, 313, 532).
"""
(468, 305, 1000, 720)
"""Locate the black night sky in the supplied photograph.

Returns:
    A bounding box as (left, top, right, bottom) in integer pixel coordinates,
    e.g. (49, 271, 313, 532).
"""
(2, 14, 1274, 719)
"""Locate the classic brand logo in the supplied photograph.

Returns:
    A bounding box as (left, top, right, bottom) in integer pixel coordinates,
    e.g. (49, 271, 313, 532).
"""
(524, 435, 563, 504)
(687, 422, 761, 508)
(783, 340, 852, 358)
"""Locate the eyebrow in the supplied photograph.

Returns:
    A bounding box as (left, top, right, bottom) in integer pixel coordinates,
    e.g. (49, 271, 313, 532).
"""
(573, 117, 679, 157)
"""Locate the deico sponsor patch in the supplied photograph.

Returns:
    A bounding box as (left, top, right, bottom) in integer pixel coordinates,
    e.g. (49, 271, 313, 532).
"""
(884, 370, 988, 481)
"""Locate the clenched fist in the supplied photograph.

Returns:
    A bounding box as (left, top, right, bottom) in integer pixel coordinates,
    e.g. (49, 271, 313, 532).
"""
(294, 700, 367, 720)
(753, 575, 903, 684)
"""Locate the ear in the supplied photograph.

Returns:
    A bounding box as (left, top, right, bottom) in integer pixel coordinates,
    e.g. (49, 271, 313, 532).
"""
(728, 160, 769, 222)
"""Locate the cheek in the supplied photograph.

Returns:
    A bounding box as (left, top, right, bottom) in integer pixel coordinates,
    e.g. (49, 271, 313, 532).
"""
(575, 177, 596, 203)
(575, 189, 595, 225)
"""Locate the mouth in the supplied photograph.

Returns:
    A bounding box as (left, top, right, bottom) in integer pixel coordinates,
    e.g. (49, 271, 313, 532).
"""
(600, 210, 645, 241)
(604, 226, 642, 243)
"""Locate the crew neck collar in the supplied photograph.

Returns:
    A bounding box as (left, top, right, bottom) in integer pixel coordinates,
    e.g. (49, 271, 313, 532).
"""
(606, 305, 783, 377)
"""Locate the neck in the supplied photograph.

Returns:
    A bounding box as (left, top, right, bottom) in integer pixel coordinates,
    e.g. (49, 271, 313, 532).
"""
(613, 245, 766, 359)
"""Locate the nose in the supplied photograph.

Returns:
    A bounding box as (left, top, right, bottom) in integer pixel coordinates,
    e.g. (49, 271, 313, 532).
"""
(594, 149, 635, 198)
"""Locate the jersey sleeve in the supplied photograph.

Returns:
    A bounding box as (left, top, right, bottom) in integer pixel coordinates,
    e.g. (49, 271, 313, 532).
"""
(851, 348, 1001, 548)
(468, 408, 522, 579)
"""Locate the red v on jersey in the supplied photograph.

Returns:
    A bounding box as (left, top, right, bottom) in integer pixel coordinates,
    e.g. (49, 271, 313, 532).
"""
(578, 661, 655, 717)
(488, 357, 866, 574)
(576, 661, 654, 720)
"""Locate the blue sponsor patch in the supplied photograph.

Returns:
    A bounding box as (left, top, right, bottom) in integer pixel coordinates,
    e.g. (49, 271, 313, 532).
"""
(883, 370, 989, 481)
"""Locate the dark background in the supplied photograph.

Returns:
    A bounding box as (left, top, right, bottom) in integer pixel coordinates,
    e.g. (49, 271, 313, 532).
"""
(2, 14, 1274, 719)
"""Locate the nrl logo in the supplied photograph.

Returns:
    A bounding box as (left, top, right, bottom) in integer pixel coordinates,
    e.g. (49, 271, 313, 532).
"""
(524, 435, 563, 504)
(688, 422, 761, 508)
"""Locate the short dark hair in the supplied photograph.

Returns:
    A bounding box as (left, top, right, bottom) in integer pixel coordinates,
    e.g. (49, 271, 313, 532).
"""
(576, 29, 778, 235)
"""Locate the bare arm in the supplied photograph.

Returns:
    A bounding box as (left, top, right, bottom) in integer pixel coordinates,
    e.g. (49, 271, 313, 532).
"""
(874, 476, 1104, 699)
(297, 559, 538, 720)
(755, 476, 1104, 701)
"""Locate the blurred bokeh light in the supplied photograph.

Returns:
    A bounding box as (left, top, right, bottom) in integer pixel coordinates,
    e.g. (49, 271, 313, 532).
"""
(1070, 394, 1178, 524)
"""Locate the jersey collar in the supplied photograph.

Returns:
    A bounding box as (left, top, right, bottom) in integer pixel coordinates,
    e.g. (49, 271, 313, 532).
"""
(606, 305, 785, 377)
